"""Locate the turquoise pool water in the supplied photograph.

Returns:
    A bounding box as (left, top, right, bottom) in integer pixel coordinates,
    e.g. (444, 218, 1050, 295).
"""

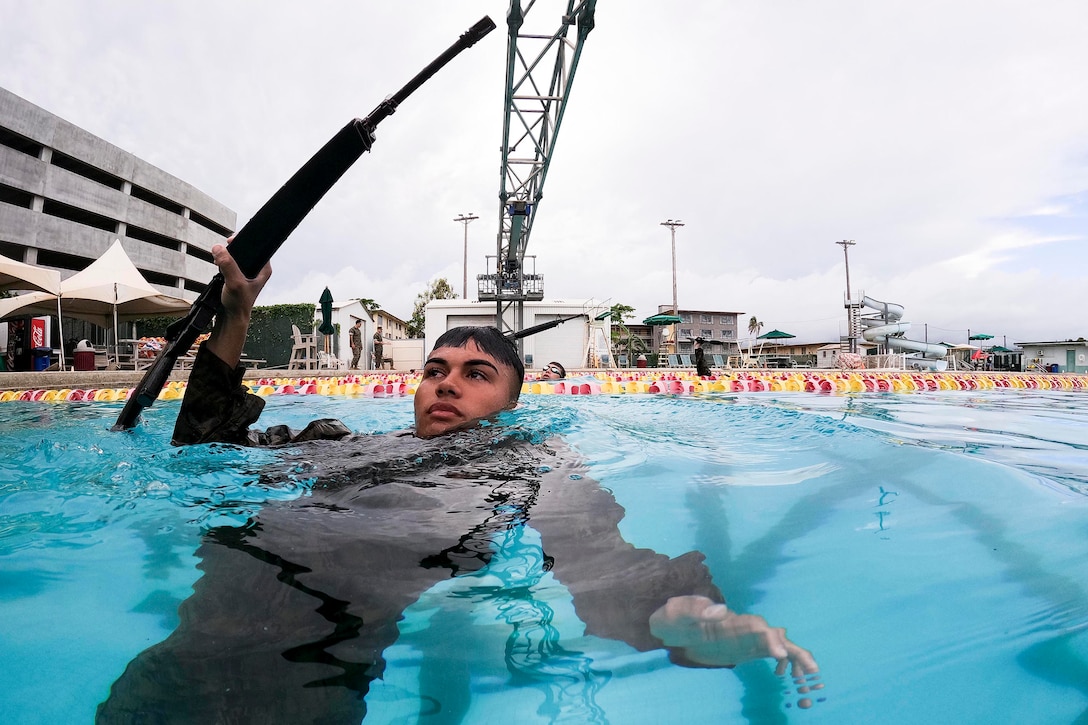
(2, 390, 1088, 723)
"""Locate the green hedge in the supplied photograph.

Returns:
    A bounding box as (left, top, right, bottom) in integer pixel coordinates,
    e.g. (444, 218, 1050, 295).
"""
(132, 303, 317, 368)
(247, 304, 317, 367)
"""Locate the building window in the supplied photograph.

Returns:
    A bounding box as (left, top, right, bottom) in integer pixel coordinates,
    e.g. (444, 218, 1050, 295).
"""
(700, 329, 713, 338)
(51, 150, 125, 191)
(130, 184, 185, 215)
(41, 198, 118, 233)
(0, 125, 43, 157)
(0, 182, 34, 209)
(700, 314, 713, 323)
(720, 315, 734, 324)
(190, 210, 233, 237)
(127, 224, 181, 252)
(680, 328, 693, 338)
(723, 330, 734, 338)
(681, 314, 692, 323)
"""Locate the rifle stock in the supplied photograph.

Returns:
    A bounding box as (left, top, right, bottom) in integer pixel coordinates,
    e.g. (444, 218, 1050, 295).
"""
(113, 16, 496, 431)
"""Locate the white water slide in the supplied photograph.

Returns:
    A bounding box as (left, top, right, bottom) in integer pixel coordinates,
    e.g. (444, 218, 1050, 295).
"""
(860, 296, 949, 369)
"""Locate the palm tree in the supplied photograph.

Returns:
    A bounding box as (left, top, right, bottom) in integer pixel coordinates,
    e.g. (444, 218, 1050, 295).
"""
(747, 316, 763, 359)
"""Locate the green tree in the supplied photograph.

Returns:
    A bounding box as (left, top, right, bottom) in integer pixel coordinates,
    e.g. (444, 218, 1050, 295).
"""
(358, 298, 381, 314)
(406, 278, 458, 337)
(607, 303, 644, 362)
(609, 303, 635, 324)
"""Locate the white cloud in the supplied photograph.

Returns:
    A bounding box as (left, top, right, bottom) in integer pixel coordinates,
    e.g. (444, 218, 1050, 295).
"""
(2, 0, 1087, 344)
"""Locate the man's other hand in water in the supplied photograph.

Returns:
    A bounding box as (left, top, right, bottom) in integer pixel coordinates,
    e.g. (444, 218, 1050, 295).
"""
(649, 595, 820, 683)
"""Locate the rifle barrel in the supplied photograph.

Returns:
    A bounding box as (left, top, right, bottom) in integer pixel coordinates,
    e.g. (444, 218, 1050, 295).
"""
(505, 313, 585, 341)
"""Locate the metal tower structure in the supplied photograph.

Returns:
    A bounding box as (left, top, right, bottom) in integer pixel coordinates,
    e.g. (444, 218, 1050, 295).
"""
(477, 0, 597, 344)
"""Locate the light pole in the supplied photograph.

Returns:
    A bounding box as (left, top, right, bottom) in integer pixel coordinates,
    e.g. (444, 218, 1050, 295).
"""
(836, 239, 857, 353)
(454, 213, 478, 299)
(836, 239, 855, 301)
(661, 219, 684, 353)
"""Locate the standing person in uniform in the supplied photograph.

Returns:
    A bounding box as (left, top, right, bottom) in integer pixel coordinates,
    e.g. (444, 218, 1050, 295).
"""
(373, 325, 384, 369)
(348, 319, 363, 369)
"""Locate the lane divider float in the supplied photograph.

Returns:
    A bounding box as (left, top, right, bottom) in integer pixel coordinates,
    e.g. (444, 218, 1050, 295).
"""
(3, 370, 1088, 402)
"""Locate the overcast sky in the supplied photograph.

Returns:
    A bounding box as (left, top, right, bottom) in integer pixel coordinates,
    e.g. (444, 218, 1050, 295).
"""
(3, 0, 1087, 346)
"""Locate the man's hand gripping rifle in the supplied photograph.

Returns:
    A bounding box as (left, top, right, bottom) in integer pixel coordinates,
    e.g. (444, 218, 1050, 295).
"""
(113, 16, 495, 431)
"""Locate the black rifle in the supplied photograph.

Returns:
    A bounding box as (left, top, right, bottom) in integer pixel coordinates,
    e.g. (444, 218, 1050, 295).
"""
(504, 313, 585, 341)
(113, 16, 496, 431)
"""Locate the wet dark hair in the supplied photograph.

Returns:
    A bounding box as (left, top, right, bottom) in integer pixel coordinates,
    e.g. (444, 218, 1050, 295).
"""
(430, 326, 525, 400)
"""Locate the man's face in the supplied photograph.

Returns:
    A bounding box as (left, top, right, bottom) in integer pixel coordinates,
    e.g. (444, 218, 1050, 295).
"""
(540, 364, 564, 380)
(413, 340, 519, 438)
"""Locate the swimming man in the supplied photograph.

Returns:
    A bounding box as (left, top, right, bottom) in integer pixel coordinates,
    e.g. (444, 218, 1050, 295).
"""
(97, 244, 819, 722)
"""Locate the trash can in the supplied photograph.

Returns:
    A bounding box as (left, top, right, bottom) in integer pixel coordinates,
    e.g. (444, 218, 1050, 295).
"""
(31, 347, 52, 371)
(74, 350, 96, 371)
(636, 354, 648, 368)
(1050, 363, 1061, 373)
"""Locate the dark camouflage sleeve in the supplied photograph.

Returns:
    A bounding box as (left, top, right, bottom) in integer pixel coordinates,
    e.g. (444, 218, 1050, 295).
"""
(532, 453, 725, 655)
(171, 346, 268, 446)
(171, 347, 354, 446)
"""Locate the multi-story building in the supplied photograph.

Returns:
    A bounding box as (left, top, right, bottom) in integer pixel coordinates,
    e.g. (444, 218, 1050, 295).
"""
(0, 86, 235, 311)
(653, 304, 744, 354)
(371, 309, 408, 342)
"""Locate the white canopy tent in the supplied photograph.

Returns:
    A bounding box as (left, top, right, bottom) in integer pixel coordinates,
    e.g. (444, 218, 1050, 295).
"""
(0, 240, 191, 367)
(0, 252, 62, 294)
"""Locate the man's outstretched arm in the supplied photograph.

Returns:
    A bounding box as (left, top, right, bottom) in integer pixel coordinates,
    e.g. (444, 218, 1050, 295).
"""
(530, 448, 820, 678)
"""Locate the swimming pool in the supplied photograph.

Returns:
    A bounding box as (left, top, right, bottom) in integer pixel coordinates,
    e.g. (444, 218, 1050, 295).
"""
(2, 389, 1087, 723)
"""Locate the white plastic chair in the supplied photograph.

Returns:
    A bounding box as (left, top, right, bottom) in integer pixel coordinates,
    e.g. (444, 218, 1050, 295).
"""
(288, 325, 318, 370)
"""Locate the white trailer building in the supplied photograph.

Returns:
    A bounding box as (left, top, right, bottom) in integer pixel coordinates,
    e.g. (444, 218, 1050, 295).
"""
(424, 298, 613, 373)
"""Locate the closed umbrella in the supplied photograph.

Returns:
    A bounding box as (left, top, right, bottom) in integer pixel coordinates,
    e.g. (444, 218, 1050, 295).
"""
(318, 287, 335, 362)
(318, 288, 335, 335)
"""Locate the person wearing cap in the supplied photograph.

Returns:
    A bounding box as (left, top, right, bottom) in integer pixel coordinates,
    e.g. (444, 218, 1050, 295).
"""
(540, 360, 566, 380)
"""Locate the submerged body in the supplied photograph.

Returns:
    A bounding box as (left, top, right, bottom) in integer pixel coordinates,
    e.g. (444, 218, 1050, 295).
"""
(98, 350, 724, 722)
